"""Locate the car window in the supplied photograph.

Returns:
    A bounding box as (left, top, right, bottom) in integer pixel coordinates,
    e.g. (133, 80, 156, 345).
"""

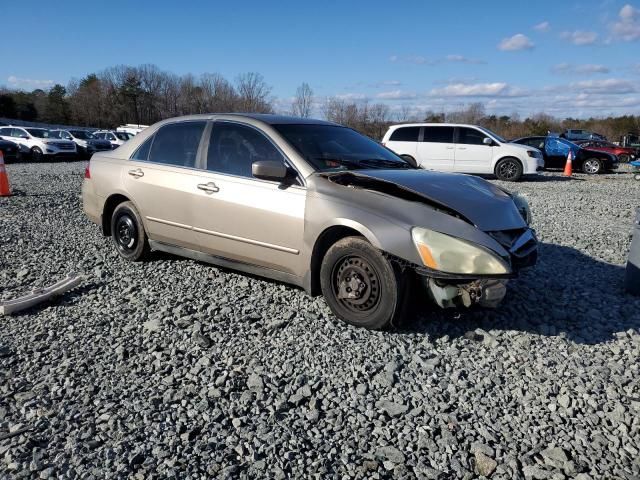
(422, 126, 454, 143)
(13, 128, 29, 138)
(147, 121, 206, 168)
(131, 137, 153, 161)
(457, 127, 487, 145)
(389, 127, 420, 142)
(207, 122, 285, 178)
(0, 127, 11, 136)
(49, 131, 60, 138)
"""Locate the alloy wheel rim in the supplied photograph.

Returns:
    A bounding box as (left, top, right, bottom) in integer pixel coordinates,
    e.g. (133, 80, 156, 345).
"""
(498, 161, 517, 180)
(332, 255, 381, 315)
(584, 160, 600, 174)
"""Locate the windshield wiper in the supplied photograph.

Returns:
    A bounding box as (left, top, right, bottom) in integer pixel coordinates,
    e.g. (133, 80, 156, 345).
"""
(360, 159, 412, 169)
(311, 157, 361, 170)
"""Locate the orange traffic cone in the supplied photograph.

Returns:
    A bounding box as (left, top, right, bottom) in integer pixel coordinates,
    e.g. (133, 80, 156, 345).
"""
(0, 151, 11, 197)
(563, 149, 573, 177)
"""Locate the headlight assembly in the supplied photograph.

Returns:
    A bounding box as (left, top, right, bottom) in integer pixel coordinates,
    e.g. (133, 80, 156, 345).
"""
(411, 227, 510, 275)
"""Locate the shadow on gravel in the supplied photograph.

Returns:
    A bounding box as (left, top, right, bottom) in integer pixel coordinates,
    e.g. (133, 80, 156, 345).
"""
(399, 242, 640, 345)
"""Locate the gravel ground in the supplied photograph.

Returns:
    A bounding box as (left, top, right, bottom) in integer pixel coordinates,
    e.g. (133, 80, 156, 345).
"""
(1, 161, 639, 479)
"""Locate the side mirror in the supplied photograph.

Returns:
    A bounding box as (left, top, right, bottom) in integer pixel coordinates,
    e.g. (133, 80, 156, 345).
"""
(483, 137, 493, 146)
(252, 160, 291, 182)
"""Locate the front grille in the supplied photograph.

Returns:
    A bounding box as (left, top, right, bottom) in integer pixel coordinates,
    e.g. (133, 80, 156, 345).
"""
(52, 142, 75, 150)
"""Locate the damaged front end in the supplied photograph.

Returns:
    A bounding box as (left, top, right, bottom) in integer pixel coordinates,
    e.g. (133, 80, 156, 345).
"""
(322, 169, 538, 310)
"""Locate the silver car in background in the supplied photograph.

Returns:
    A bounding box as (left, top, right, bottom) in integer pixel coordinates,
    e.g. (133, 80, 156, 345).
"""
(82, 114, 537, 329)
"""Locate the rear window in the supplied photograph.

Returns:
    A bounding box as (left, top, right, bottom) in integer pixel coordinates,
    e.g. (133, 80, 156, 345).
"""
(422, 126, 454, 143)
(147, 121, 206, 168)
(389, 126, 420, 142)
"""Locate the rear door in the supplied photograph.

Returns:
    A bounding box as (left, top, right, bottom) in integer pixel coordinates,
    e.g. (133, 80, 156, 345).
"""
(385, 126, 419, 158)
(190, 121, 306, 275)
(416, 126, 455, 171)
(123, 121, 207, 250)
(454, 127, 493, 173)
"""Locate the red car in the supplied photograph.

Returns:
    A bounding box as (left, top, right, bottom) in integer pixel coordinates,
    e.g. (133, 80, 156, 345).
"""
(574, 140, 637, 163)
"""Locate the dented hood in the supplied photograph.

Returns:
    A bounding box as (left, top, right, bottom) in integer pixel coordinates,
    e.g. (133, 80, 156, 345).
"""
(329, 169, 526, 231)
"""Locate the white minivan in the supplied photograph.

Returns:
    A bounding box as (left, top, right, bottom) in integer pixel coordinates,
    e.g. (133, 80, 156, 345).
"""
(382, 123, 543, 181)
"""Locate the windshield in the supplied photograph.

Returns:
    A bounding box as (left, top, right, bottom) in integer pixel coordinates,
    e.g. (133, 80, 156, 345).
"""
(70, 130, 95, 140)
(116, 132, 131, 141)
(274, 124, 412, 172)
(477, 126, 506, 143)
(26, 128, 49, 138)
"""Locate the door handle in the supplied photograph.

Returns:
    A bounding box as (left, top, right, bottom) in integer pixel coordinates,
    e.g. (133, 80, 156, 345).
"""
(446, 146, 455, 149)
(128, 168, 144, 178)
(457, 147, 467, 150)
(197, 182, 219, 194)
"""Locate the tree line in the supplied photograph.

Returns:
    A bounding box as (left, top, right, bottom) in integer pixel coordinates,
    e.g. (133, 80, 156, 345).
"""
(1, 64, 639, 142)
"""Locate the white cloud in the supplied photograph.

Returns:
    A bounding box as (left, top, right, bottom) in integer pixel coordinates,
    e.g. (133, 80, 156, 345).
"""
(560, 30, 598, 45)
(334, 93, 368, 101)
(533, 21, 550, 32)
(611, 4, 640, 41)
(551, 63, 611, 75)
(7, 75, 54, 89)
(498, 34, 535, 51)
(444, 54, 486, 64)
(375, 90, 418, 100)
(429, 82, 527, 97)
(569, 78, 637, 94)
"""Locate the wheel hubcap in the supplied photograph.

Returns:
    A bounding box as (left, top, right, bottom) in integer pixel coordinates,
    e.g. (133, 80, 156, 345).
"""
(499, 161, 517, 179)
(115, 215, 137, 251)
(333, 256, 380, 313)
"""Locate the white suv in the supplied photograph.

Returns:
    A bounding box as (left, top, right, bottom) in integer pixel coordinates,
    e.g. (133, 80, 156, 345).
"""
(0, 126, 77, 161)
(382, 123, 543, 181)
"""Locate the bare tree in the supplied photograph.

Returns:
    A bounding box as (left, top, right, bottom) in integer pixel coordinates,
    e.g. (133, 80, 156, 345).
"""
(235, 72, 273, 113)
(291, 82, 313, 118)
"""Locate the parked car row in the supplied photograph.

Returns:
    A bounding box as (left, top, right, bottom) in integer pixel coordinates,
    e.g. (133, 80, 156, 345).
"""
(381, 123, 624, 181)
(0, 126, 134, 161)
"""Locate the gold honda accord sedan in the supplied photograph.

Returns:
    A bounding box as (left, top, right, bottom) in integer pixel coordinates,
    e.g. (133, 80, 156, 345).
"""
(83, 114, 537, 329)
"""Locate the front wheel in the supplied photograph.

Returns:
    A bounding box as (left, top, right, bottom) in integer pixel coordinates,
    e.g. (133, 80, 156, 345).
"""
(618, 154, 630, 163)
(582, 158, 602, 174)
(320, 236, 408, 330)
(110, 201, 150, 261)
(30, 147, 43, 162)
(495, 158, 523, 182)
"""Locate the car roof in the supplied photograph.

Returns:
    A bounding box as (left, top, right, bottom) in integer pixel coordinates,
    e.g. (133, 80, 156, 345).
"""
(153, 113, 340, 126)
(388, 123, 484, 129)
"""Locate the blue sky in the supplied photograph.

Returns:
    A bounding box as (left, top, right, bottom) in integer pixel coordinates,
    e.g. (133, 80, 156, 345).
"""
(2, 0, 640, 118)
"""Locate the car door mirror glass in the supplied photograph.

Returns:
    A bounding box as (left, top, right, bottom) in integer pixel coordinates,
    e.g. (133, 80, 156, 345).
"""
(483, 137, 492, 146)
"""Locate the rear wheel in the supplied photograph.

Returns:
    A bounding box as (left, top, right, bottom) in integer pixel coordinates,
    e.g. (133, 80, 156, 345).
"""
(320, 236, 408, 330)
(495, 157, 523, 182)
(110, 201, 150, 261)
(582, 158, 602, 174)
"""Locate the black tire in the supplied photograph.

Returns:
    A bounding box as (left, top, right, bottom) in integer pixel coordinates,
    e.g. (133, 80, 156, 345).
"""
(110, 201, 150, 261)
(618, 154, 630, 163)
(320, 236, 407, 330)
(495, 157, 523, 182)
(30, 147, 43, 162)
(582, 158, 602, 174)
(400, 155, 418, 168)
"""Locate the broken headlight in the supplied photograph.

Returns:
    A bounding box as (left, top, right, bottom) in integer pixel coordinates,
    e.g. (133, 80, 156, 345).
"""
(411, 227, 510, 275)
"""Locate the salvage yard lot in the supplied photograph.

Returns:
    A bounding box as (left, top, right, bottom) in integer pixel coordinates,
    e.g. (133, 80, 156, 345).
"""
(1, 162, 639, 479)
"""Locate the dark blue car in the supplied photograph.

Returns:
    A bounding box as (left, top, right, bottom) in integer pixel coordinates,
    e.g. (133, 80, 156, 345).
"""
(511, 136, 618, 174)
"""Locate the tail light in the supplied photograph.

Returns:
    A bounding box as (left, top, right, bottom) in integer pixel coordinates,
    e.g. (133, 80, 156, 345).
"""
(84, 163, 91, 179)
